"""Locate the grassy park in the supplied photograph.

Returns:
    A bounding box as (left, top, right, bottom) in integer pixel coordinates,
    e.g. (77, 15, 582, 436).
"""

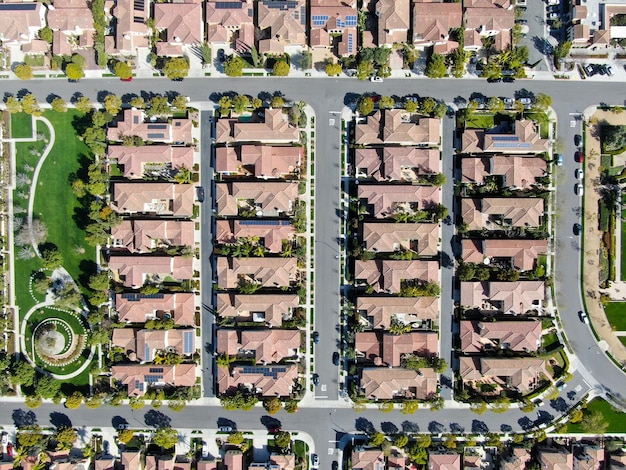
(567, 398, 626, 433)
(604, 302, 626, 331)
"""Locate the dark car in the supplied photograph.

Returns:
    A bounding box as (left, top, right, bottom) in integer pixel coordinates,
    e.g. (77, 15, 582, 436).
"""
(218, 49, 225, 62)
(268, 426, 281, 433)
(573, 223, 581, 235)
(503, 76, 515, 83)
(574, 134, 582, 146)
(515, 18, 528, 24)
(575, 151, 584, 163)
(312, 374, 320, 386)
(487, 77, 502, 83)
(197, 186, 205, 203)
(312, 331, 319, 343)
(332, 352, 340, 366)
(332, 462, 339, 470)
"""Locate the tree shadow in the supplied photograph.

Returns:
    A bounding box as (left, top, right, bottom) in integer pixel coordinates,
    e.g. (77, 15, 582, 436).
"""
(12, 409, 37, 427)
(500, 424, 512, 433)
(17, 89, 31, 100)
(111, 416, 128, 429)
(471, 420, 489, 434)
(259, 416, 279, 430)
(217, 417, 238, 430)
(518, 416, 534, 430)
(78, 259, 98, 290)
(380, 422, 398, 435)
(46, 94, 61, 105)
(71, 113, 93, 138)
(96, 90, 112, 103)
(355, 417, 375, 434)
(49, 412, 72, 428)
(449, 423, 464, 433)
(428, 421, 444, 433)
(144, 410, 171, 428)
(401, 420, 419, 433)
(535, 410, 553, 427)
(549, 397, 569, 412)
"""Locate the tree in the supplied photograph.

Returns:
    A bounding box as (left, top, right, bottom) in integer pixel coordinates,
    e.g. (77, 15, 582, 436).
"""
(482, 61, 502, 80)
(15, 64, 33, 80)
(226, 431, 244, 445)
(470, 400, 487, 415)
(130, 96, 145, 109)
(379, 96, 395, 110)
(75, 96, 93, 113)
(163, 57, 189, 80)
(569, 408, 584, 423)
(533, 93, 552, 111)
(581, 410, 608, 434)
(17, 425, 45, 449)
(406, 446, 428, 465)
(168, 400, 186, 412)
(404, 99, 418, 113)
(442, 434, 457, 449)
(129, 396, 145, 410)
(104, 94, 123, 115)
(54, 427, 77, 450)
(425, 53, 446, 78)
(35, 375, 61, 399)
(433, 103, 447, 118)
(356, 60, 375, 80)
(51, 97, 67, 113)
(264, 397, 282, 415)
(5, 96, 22, 114)
(490, 396, 511, 413)
(11, 361, 35, 387)
(393, 434, 408, 448)
(251, 97, 263, 110)
(273, 61, 290, 76)
(66, 62, 85, 81)
(325, 63, 342, 76)
(357, 97, 375, 116)
(274, 431, 291, 450)
(414, 435, 431, 448)
(25, 395, 42, 409)
(553, 40, 572, 65)
(41, 248, 63, 270)
(487, 97, 505, 112)
(148, 95, 171, 116)
(32, 275, 50, 296)
(369, 432, 386, 447)
(232, 95, 250, 114)
(299, 51, 312, 70)
(154, 427, 178, 449)
(118, 429, 134, 444)
(22, 93, 42, 116)
(64, 391, 83, 409)
(284, 399, 299, 414)
(171, 94, 189, 113)
(401, 400, 419, 414)
(39, 26, 53, 43)
(270, 96, 285, 108)
(224, 55, 244, 77)
(421, 97, 437, 115)
(114, 61, 133, 80)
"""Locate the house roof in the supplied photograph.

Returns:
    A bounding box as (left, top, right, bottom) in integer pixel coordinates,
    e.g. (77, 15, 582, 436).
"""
(121, 452, 141, 470)
(358, 184, 441, 218)
(429, 453, 461, 470)
(361, 367, 438, 400)
(376, 0, 410, 46)
(206, 0, 253, 27)
(461, 238, 548, 271)
(223, 451, 244, 470)
(0, 2, 45, 42)
(216, 109, 300, 143)
(111, 219, 195, 253)
(215, 181, 298, 216)
(216, 145, 302, 177)
(216, 256, 297, 289)
(461, 155, 547, 188)
(460, 281, 545, 314)
(354, 259, 439, 293)
(460, 197, 544, 230)
(155, 2, 203, 45)
(217, 363, 298, 397)
(216, 292, 299, 327)
(362, 222, 439, 256)
(459, 319, 542, 353)
(115, 292, 195, 325)
(459, 356, 548, 393)
(215, 219, 295, 253)
(109, 255, 193, 288)
(108, 145, 194, 179)
(107, 109, 192, 144)
(462, 120, 549, 154)
(501, 448, 531, 470)
(356, 296, 439, 329)
(217, 328, 300, 363)
(413, 2, 462, 44)
(574, 445, 605, 470)
(355, 147, 440, 180)
(111, 182, 195, 217)
(112, 363, 196, 396)
(464, 7, 514, 32)
(269, 454, 296, 470)
(112, 328, 137, 354)
(351, 449, 385, 470)
(112, 327, 196, 361)
(257, 0, 306, 50)
(355, 331, 438, 366)
(48, 0, 94, 33)
(112, 0, 150, 52)
(537, 448, 574, 470)
(94, 457, 115, 470)
(464, 0, 510, 8)
(355, 110, 441, 146)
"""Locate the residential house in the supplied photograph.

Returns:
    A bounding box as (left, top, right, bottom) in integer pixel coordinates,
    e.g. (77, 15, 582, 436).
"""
(217, 328, 300, 363)
(461, 155, 547, 189)
(145, 455, 192, 470)
(223, 451, 244, 470)
(216, 219, 295, 253)
(309, 0, 357, 56)
(197, 461, 219, 470)
(0, 2, 45, 45)
(429, 453, 461, 470)
(107, 109, 192, 144)
(362, 222, 439, 256)
(460, 197, 544, 230)
(215, 145, 302, 178)
(114, 292, 195, 325)
(574, 445, 605, 470)
(459, 356, 548, 394)
(463, 4, 514, 51)
(351, 449, 385, 470)
(109, 255, 193, 288)
(109, 0, 151, 54)
(459, 320, 542, 353)
(461, 238, 548, 271)
(94, 457, 115, 470)
(358, 184, 441, 219)
(360, 367, 438, 400)
(538, 447, 574, 470)
(464, 447, 495, 470)
(500, 448, 531, 470)
(108, 145, 194, 179)
(461, 120, 549, 154)
(216, 292, 299, 327)
(217, 363, 298, 396)
(121, 451, 142, 470)
(112, 363, 196, 396)
(112, 328, 196, 362)
(111, 219, 195, 253)
(460, 281, 545, 315)
(47, 0, 94, 56)
(215, 181, 298, 216)
(216, 256, 297, 289)
(355, 331, 438, 366)
(215, 109, 300, 144)
(375, 0, 410, 46)
(111, 182, 195, 217)
(154, 0, 203, 56)
(256, 0, 306, 53)
(355, 147, 440, 180)
(354, 259, 439, 293)
(269, 454, 296, 470)
(412, 3, 462, 52)
(205, 0, 254, 52)
(609, 451, 626, 468)
(355, 110, 441, 146)
(356, 296, 439, 329)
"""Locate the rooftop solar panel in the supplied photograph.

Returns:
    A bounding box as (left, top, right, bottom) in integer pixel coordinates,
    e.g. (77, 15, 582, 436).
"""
(147, 133, 165, 139)
(147, 124, 168, 129)
(183, 331, 193, 354)
(0, 3, 37, 10)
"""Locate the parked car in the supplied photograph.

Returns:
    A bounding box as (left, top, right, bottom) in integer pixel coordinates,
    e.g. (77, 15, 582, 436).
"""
(370, 76, 383, 82)
(332, 352, 340, 366)
(605, 65, 614, 76)
(117, 424, 129, 431)
(576, 183, 584, 196)
(503, 76, 515, 83)
(579, 310, 589, 324)
(557, 381, 567, 391)
(197, 186, 205, 203)
(311, 454, 319, 468)
(547, 12, 559, 19)
(574, 134, 582, 146)
(268, 426, 281, 433)
(555, 154, 563, 166)
(218, 426, 233, 433)
(312, 331, 319, 343)
(575, 168, 584, 179)
(120, 77, 133, 82)
(515, 18, 528, 24)
(217, 49, 225, 62)
(575, 151, 584, 163)
(573, 223, 581, 235)
(585, 64, 596, 76)
(312, 373, 320, 386)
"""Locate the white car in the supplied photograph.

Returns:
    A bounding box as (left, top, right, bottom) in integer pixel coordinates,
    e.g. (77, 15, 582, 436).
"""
(370, 76, 383, 83)
(575, 169, 584, 179)
(547, 12, 560, 19)
(576, 183, 584, 196)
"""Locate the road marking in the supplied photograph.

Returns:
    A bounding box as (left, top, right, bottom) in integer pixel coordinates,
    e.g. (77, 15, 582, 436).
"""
(328, 440, 337, 443)
(321, 384, 327, 391)
(328, 448, 334, 455)
(329, 118, 335, 126)
(570, 120, 576, 127)
(316, 395, 328, 399)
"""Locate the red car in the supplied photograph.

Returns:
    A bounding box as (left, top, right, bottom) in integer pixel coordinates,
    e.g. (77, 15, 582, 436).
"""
(120, 77, 133, 82)
(575, 151, 584, 163)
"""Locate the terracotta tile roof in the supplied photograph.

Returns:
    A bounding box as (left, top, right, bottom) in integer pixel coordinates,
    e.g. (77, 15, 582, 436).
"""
(609, 451, 626, 467)
(574, 445, 605, 470)
(21, 39, 48, 53)
(461, 155, 547, 188)
(376, 0, 410, 46)
(355, 331, 438, 366)
(155, 2, 203, 45)
(112, 219, 195, 253)
(216, 219, 295, 253)
(216, 256, 297, 289)
(464, 7, 514, 34)
(460, 197, 544, 230)
(413, 2, 462, 44)
(48, 0, 94, 33)
(206, 0, 253, 31)
(464, 0, 510, 7)
(351, 450, 385, 470)
(593, 29, 610, 44)
(461, 238, 548, 271)
(355, 110, 441, 146)
(355, 147, 440, 180)
(224, 451, 243, 470)
(0, 2, 45, 43)
(217, 363, 298, 396)
(362, 222, 439, 256)
(115, 292, 195, 325)
(156, 42, 184, 56)
(94, 457, 115, 470)
(269, 454, 296, 470)
(111, 182, 195, 217)
(216, 292, 298, 327)
(360, 367, 438, 399)
(112, 328, 137, 353)
(215, 145, 302, 178)
(537, 447, 574, 470)
(109, 255, 193, 288)
(460, 281, 545, 314)
(216, 109, 300, 144)
(459, 319, 542, 353)
(196, 461, 218, 470)
(429, 453, 461, 470)
(354, 259, 439, 293)
(358, 184, 441, 219)
(121, 452, 141, 470)
(217, 328, 300, 363)
(112, 363, 196, 396)
(215, 181, 298, 216)
(133, 328, 195, 361)
(460, 356, 548, 393)
(52, 30, 72, 55)
(462, 120, 549, 154)
(501, 448, 531, 470)
(356, 296, 439, 329)
(112, 0, 150, 53)
(108, 145, 194, 179)
(309, 3, 357, 54)
(257, 0, 306, 51)
(107, 109, 192, 144)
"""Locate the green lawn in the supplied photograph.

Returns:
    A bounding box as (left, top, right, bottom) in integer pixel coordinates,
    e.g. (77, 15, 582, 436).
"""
(619, 336, 626, 348)
(465, 113, 495, 129)
(567, 398, 626, 433)
(604, 302, 626, 330)
(622, 220, 626, 280)
(11, 113, 33, 138)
